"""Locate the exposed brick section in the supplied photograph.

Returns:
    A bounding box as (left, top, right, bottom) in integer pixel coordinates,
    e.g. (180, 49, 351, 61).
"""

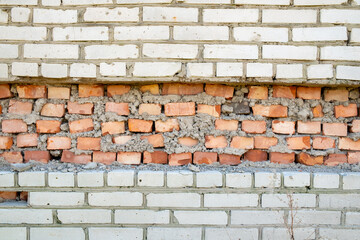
(324, 89, 348, 102)
(215, 119, 238, 131)
(107, 85, 130, 97)
(351, 120, 360, 133)
(102, 122, 125, 135)
(162, 83, 203, 95)
(2, 119, 27, 133)
(117, 152, 141, 165)
(205, 84, 234, 99)
(0, 191, 17, 200)
(254, 136, 278, 149)
(0, 152, 23, 163)
(205, 135, 227, 148)
(113, 136, 132, 145)
(178, 137, 198, 146)
(155, 119, 179, 132)
(0, 84, 12, 98)
(323, 123, 347, 136)
(169, 152, 192, 166)
(287, 136, 311, 150)
(324, 153, 347, 166)
(230, 136, 254, 149)
(270, 152, 295, 164)
(8, 100, 32, 115)
(140, 84, 159, 95)
(272, 121, 295, 135)
(47, 87, 70, 99)
(77, 137, 101, 150)
(17, 133, 38, 147)
(40, 103, 65, 117)
(296, 87, 321, 100)
(193, 152, 217, 165)
(61, 150, 91, 164)
(297, 121, 321, 134)
(0, 136, 13, 149)
(165, 102, 195, 116)
(143, 151, 168, 164)
(272, 86, 296, 99)
(252, 105, 287, 118)
(242, 120, 266, 134)
(128, 119, 153, 133)
(105, 102, 130, 116)
(197, 104, 221, 117)
(69, 119, 94, 133)
(219, 154, 241, 165)
(17, 85, 46, 99)
(334, 104, 358, 118)
(243, 150, 267, 162)
(312, 104, 324, 118)
(297, 152, 324, 166)
(68, 102, 94, 115)
(47, 136, 71, 150)
(339, 138, 360, 151)
(78, 85, 104, 97)
(313, 137, 335, 150)
(248, 86, 268, 99)
(348, 152, 360, 164)
(24, 151, 50, 164)
(140, 134, 164, 148)
(93, 151, 116, 165)
(139, 103, 161, 115)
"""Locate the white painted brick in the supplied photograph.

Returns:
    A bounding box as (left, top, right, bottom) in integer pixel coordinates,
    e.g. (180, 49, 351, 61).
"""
(203, 9, 258, 23)
(57, 210, 111, 223)
(0, 10, 7, 23)
(24, 44, 78, 59)
(231, 211, 284, 225)
(143, 44, 197, 59)
(262, 228, 315, 240)
(0, 227, 26, 240)
(0, 209, 52, 224)
(85, 45, 138, 59)
(342, 173, 360, 190)
(319, 194, 360, 209)
(117, 0, 171, 3)
(30, 228, 85, 240)
(88, 192, 143, 206)
(137, 171, 164, 187)
(11, 7, 29, 23)
(174, 26, 228, 41)
(263, 9, 317, 23)
(53, 27, 108, 41)
(283, 172, 310, 187)
(0, 44, 17, 59)
(30, 192, 85, 206)
(41, 63, 68, 78)
(184, 0, 230, 3)
(88, 228, 143, 240)
(18, 171, 45, 187)
(12, 62, 38, 77)
(70, 63, 96, 78)
(351, 28, 360, 43)
(33, 9, 77, 23)
(313, 173, 339, 189)
(321, 9, 360, 24)
(115, 26, 169, 40)
(307, 64, 333, 79)
(0, 171, 14, 187)
(147, 227, 202, 240)
(319, 228, 360, 240)
(174, 211, 227, 225)
(48, 172, 74, 187)
(204, 194, 258, 207)
(196, 171, 222, 188)
(346, 212, 360, 225)
(143, 7, 198, 22)
(262, 194, 316, 208)
(205, 228, 258, 240)
(77, 171, 104, 187)
(0, 0, 37, 5)
(225, 172, 252, 188)
(115, 210, 169, 224)
(234, 27, 288, 42)
(84, 7, 139, 22)
(42, 0, 61, 6)
(133, 62, 181, 77)
(204, 45, 258, 59)
(295, 0, 347, 5)
(63, 0, 112, 4)
(336, 65, 360, 81)
(107, 170, 135, 186)
(147, 193, 200, 208)
(254, 172, 281, 188)
(321, 46, 360, 61)
(236, 0, 289, 3)
(246, 63, 273, 77)
(293, 27, 347, 42)
(0, 64, 7, 78)
(100, 62, 126, 77)
(293, 210, 341, 225)
(276, 64, 303, 79)
(0, 26, 46, 41)
(167, 171, 193, 188)
(263, 45, 317, 60)
(216, 63, 243, 77)
(187, 63, 213, 77)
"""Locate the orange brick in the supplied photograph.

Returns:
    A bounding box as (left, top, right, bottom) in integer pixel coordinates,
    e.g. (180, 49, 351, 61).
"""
(61, 150, 91, 164)
(197, 104, 221, 118)
(128, 119, 153, 133)
(270, 152, 295, 164)
(77, 137, 101, 150)
(193, 152, 217, 165)
(323, 123, 347, 136)
(242, 120, 266, 134)
(69, 118, 94, 133)
(78, 84, 104, 97)
(0, 136, 12, 149)
(164, 102, 195, 116)
(41, 103, 65, 117)
(20, 192, 28, 201)
(324, 154, 347, 166)
(117, 152, 141, 165)
(287, 136, 311, 150)
(230, 136, 254, 149)
(113, 135, 132, 144)
(47, 136, 71, 150)
(17, 133, 38, 147)
(272, 86, 296, 99)
(339, 137, 360, 151)
(248, 86, 268, 99)
(168, 152, 192, 166)
(324, 89, 348, 102)
(178, 137, 198, 146)
(243, 150, 267, 162)
(67, 102, 93, 115)
(312, 104, 324, 118)
(2, 119, 27, 133)
(162, 83, 203, 95)
(24, 151, 50, 164)
(252, 104, 287, 118)
(254, 136, 278, 149)
(0, 152, 23, 163)
(140, 134, 164, 148)
(102, 122, 125, 135)
(0, 84, 11, 98)
(351, 120, 360, 133)
(296, 152, 323, 166)
(297, 121, 321, 134)
(313, 137, 335, 150)
(8, 100, 32, 115)
(215, 119, 238, 131)
(93, 151, 116, 165)
(105, 102, 130, 116)
(143, 151, 168, 164)
(140, 84, 159, 95)
(296, 87, 321, 100)
(205, 135, 228, 148)
(205, 84, 234, 99)
(17, 85, 46, 99)
(36, 120, 61, 133)
(155, 119, 179, 132)
(107, 85, 131, 97)
(0, 191, 17, 200)
(335, 104, 358, 118)
(272, 120, 295, 134)
(139, 103, 161, 115)
(219, 154, 241, 165)
(47, 87, 70, 99)
(348, 152, 360, 164)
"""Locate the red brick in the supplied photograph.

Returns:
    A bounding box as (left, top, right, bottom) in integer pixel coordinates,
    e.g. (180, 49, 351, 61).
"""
(205, 84, 234, 99)
(0, 152, 23, 163)
(272, 120, 295, 134)
(155, 119, 179, 132)
(215, 119, 238, 131)
(243, 150, 267, 162)
(162, 83, 203, 95)
(47, 87, 70, 99)
(197, 104, 221, 118)
(270, 152, 295, 164)
(339, 138, 360, 151)
(17, 85, 46, 99)
(272, 86, 296, 99)
(8, 100, 32, 115)
(164, 102, 195, 116)
(102, 122, 125, 135)
(140, 134, 164, 148)
(77, 137, 101, 150)
(107, 85, 130, 97)
(205, 135, 228, 148)
(297, 121, 321, 134)
(335, 104, 358, 118)
(93, 151, 116, 165)
(351, 120, 360, 133)
(0, 136, 12, 149)
(324, 89, 348, 102)
(140, 84, 159, 95)
(0, 84, 11, 98)
(296, 152, 323, 166)
(324, 154, 347, 166)
(67, 102, 93, 115)
(36, 120, 61, 133)
(312, 104, 324, 118)
(24, 151, 50, 164)
(117, 152, 141, 165)
(47, 136, 71, 150)
(17, 133, 38, 147)
(287, 136, 311, 150)
(128, 119, 153, 133)
(143, 151, 168, 164)
(296, 87, 321, 100)
(178, 137, 198, 146)
(139, 103, 161, 115)
(169, 152, 192, 166)
(2, 119, 27, 133)
(254, 136, 278, 149)
(313, 137, 335, 150)
(0, 191, 17, 200)
(20, 192, 28, 201)
(61, 150, 91, 164)
(112, 135, 132, 145)
(78, 84, 104, 97)
(230, 136, 254, 149)
(248, 86, 268, 99)
(193, 152, 217, 165)
(40, 103, 65, 117)
(219, 154, 241, 165)
(69, 118, 94, 133)
(323, 123, 347, 136)
(348, 152, 360, 164)
(252, 105, 287, 118)
(105, 102, 130, 116)
(242, 120, 266, 134)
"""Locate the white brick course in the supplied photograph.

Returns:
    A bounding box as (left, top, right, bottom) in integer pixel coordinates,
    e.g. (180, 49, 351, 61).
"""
(0, 44, 18, 59)
(70, 63, 96, 78)
(147, 193, 201, 208)
(42, 0, 61, 6)
(0, 10, 7, 23)
(346, 212, 360, 225)
(53, 27, 108, 41)
(143, 44, 198, 59)
(143, 7, 198, 22)
(0, 26, 47, 41)
(351, 28, 360, 43)
(100, 62, 126, 77)
(0, 171, 14, 187)
(231, 211, 284, 225)
(77, 171, 104, 187)
(319, 194, 360, 209)
(342, 173, 360, 189)
(225, 172, 252, 188)
(117, 0, 171, 3)
(167, 171, 193, 188)
(262, 194, 316, 208)
(295, 0, 346, 5)
(115, 26, 169, 40)
(107, 170, 135, 186)
(0, 227, 26, 240)
(33, 9, 77, 23)
(205, 228, 259, 240)
(307, 64, 333, 79)
(293, 27, 347, 42)
(174, 26, 229, 41)
(254, 172, 281, 188)
(133, 62, 181, 77)
(313, 173, 339, 188)
(88, 192, 143, 206)
(41, 63, 68, 78)
(283, 172, 310, 187)
(319, 229, 360, 240)
(0, 209, 53, 224)
(147, 227, 202, 240)
(30, 228, 85, 240)
(187, 63, 213, 77)
(84, 7, 139, 22)
(204, 194, 258, 207)
(262, 228, 315, 240)
(63, 0, 112, 4)
(48, 172, 74, 187)
(115, 210, 169, 224)
(88, 228, 143, 240)
(18, 171, 45, 187)
(0, 64, 7, 78)
(203, 9, 259, 23)
(292, 210, 341, 225)
(137, 170, 164, 187)
(276, 64, 303, 79)
(321, 46, 360, 61)
(174, 211, 228, 225)
(321, 9, 360, 24)
(0, 0, 37, 5)
(234, 27, 288, 42)
(246, 63, 273, 78)
(184, 0, 230, 3)
(30, 192, 85, 206)
(85, 45, 138, 59)
(263, 45, 317, 60)
(57, 210, 111, 223)
(204, 45, 258, 59)
(216, 63, 243, 77)
(11, 7, 30, 23)
(262, 9, 317, 23)
(336, 65, 360, 81)
(24, 44, 79, 59)
(196, 171, 223, 187)
(236, 0, 289, 4)
(11, 62, 38, 77)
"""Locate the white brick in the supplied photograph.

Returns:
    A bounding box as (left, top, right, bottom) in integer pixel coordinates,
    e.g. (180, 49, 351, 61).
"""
(262, 194, 316, 208)
(0, 26, 46, 41)
(319, 229, 360, 240)
(77, 171, 104, 187)
(143, 44, 197, 59)
(203, 9, 258, 23)
(231, 211, 284, 225)
(57, 210, 111, 223)
(143, 7, 198, 22)
(174, 26, 228, 41)
(295, 0, 347, 5)
(115, 210, 169, 224)
(254, 172, 281, 188)
(84, 7, 139, 22)
(319, 194, 360, 209)
(196, 171, 222, 187)
(88, 228, 143, 240)
(174, 211, 227, 225)
(88, 192, 143, 206)
(0, 172, 14, 187)
(147, 228, 202, 240)
(107, 170, 135, 186)
(12, 62, 38, 77)
(63, 0, 112, 4)
(247, 63, 273, 77)
(313, 173, 339, 189)
(30, 192, 85, 206)
(276, 64, 303, 79)
(184, 0, 230, 3)
(351, 28, 360, 43)
(0, 44, 17, 59)
(167, 171, 193, 188)
(147, 193, 200, 208)
(115, 26, 169, 40)
(18, 171, 45, 186)
(117, 0, 171, 2)
(216, 63, 243, 77)
(321, 46, 360, 61)
(0, 227, 26, 240)
(336, 65, 360, 81)
(33, 9, 77, 23)
(293, 27, 347, 42)
(53, 27, 108, 41)
(137, 171, 164, 187)
(30, 228, 85, 240)
(307, 64, 333, 79)
(293, 210, 341, 225)
(0, 10, 7, 23)
(204, 45, 258, 59)
(263, 10, 317, 23)
(205, 228, 258, 240)
(262, 228, 315, 240)
(263, 45, 317, 60)
(48, 172, 74, 187)
(0, 64, 7, 78)
(187, 63, 213, 77)
(234, 27, 288, 42)
(283, 172, 310, 187)
(346, 212, 360, 225)
(41, 63, 68, 78)
(100, 62, 126, 77)
(0, 209, 52, 224)
(11, 7, 30, 22)
(24, 44, 79, 59)
(204, 194, 258, 207)
(225, 172, 252, 188)
(42, 0, 61, 6)
(70, 63, 96, 78)
(85, 45, 138, 59)
(133, 62, 181, 77)
(0, 0, 37, 4)
(236, 0, 289, 3)
(342, 173, 360, 190)
(321, 9, 360, 24)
